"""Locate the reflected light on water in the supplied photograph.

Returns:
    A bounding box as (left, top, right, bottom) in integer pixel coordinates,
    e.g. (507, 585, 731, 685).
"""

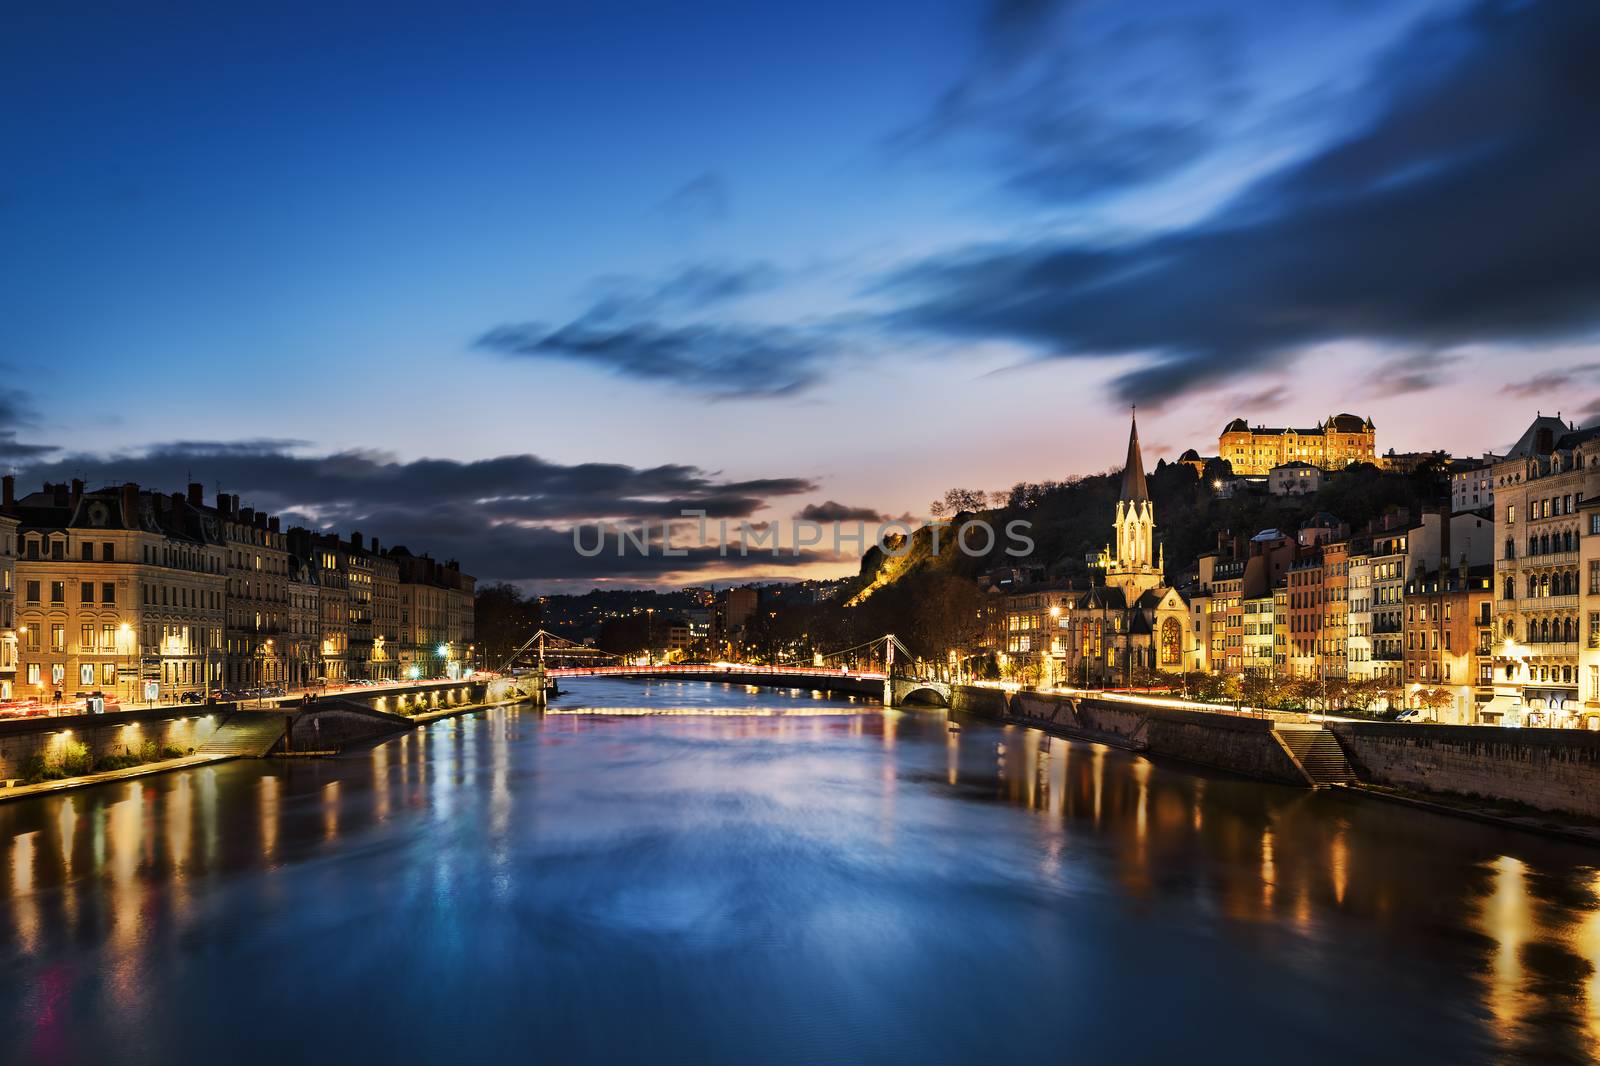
(1482, 854, 1533, 1044)
(0, 680, 1596, 1065)
(10, 832, 37, 954)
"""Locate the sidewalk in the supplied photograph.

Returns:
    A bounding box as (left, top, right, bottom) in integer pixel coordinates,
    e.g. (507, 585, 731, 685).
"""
(0, 752, 236, 805)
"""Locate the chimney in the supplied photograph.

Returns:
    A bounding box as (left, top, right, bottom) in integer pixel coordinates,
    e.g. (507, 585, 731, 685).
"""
(70, 478, 84, 507)
(240, 507, 255, 527)
(1, 475, 12, 508)
(268, 516, 280, 533)
(351, 531, 364, 551)
(120, 483, 139, 525)
(188, 482, 203, 506)
(255, 511, 267, 529)
(370, 537, 379, 555)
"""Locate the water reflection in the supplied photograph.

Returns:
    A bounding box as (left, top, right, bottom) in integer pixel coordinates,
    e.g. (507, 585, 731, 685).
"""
(0, 679, 1596, 1064)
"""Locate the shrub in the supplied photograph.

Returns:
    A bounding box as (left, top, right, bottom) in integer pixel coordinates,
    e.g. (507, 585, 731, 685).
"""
(58, 742, 93, 777)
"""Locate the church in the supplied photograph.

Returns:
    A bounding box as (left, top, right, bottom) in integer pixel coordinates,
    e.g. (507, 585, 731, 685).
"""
(1066, 413, 1193, 683)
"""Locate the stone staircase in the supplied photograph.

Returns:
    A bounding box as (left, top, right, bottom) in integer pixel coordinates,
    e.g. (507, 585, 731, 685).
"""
(1276, 725, 1357, 787)
(197, 713, 290, 758)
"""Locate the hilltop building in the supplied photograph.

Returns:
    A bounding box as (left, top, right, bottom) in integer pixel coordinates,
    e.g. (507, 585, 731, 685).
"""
(1219, 414, 1376, 476)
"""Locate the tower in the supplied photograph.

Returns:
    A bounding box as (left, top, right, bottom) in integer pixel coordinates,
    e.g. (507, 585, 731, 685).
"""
(1105, 411, 1164, 600)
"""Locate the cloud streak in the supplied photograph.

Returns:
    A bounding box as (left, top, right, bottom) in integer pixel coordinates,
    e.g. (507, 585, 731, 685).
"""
(476, 261, 842, 399)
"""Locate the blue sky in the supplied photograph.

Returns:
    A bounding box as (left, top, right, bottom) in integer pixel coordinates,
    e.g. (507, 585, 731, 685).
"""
(4, 0, 1598, 588)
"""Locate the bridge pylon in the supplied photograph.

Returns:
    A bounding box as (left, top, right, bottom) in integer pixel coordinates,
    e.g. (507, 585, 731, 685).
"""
(496, 628, 622, 704)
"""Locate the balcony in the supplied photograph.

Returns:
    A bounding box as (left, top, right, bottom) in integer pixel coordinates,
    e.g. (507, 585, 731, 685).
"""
(1522, 551, 1579, 567)
(1505, 642, 1579, 659)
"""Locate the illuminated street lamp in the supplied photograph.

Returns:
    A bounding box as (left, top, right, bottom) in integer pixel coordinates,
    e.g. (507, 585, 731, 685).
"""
(118, 622, 132, 704)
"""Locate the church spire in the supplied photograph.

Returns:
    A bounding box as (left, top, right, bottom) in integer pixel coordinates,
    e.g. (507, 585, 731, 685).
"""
(1120, 407, 1149, 503)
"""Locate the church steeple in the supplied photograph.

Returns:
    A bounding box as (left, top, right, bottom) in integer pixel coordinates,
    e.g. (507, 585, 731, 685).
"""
(1105, 408, 1163, 600)
(1120, 407, 1149, 502)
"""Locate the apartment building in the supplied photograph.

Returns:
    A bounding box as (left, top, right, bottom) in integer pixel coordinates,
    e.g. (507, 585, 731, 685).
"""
(11, 481, 225, 704)
(1490, 416, 1597, 714)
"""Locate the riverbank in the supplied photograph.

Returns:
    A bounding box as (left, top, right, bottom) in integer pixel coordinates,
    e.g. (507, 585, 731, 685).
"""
(0, 677, 528, 801)
(0, 751, 234, 805)
(942, 682, 1600, 845)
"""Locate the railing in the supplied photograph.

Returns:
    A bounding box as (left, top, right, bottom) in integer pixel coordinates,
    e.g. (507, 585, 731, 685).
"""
(544, 663, 887, 680)
(1511, 551, 1579, 567)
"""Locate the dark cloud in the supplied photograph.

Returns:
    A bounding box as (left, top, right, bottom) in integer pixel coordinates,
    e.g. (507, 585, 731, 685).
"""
(889, 0, 1232, 202)
(1221, 385, 1289, 411)
(1503, 363, 1600, 399)
(477, 261, 835, 399)
(476, 320, 832, 399)
(881, 0, 1600, 404)
(657, 172, 728, 224)
(794, 500, 886, 523)
(0, 388, 57, 458)
(580, 261, 781, 318)
(15, 441, 826, 584)
(1374, 351, 1461, 396)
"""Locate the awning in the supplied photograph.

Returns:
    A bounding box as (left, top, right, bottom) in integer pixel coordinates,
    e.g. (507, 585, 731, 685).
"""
(1477, 695, 1524, 721)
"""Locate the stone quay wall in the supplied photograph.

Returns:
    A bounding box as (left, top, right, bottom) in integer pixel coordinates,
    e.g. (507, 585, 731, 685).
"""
(1330, 722, 1600, 818)
(951, 686, 1308, 786)
(0, 707, 233, 781)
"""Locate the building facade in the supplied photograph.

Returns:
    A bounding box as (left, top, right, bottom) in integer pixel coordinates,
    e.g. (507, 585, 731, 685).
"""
(1403, 564, 1494, 724)
(1489, 417, 1596, 715)
(11, 482, 226, 706)
(1219, 414, 1376, 476)
(211, 490, 291, 692)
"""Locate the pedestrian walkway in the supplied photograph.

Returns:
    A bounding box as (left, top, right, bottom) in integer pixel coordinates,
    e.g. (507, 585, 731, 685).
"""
(0, 752, 234, 805)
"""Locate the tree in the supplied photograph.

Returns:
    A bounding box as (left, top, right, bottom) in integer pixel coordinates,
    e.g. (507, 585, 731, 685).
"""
(1410, 686, 1456, 719)
(474, 583, 542, 669)
(929, 487, 989, 518)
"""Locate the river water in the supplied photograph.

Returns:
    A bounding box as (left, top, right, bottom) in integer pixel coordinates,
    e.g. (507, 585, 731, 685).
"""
(3, 679, 1600, 1064)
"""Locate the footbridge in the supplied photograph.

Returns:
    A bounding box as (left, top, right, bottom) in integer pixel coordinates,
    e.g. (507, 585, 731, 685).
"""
(498, 629, 950, 706)
(543, 663, 885, 699)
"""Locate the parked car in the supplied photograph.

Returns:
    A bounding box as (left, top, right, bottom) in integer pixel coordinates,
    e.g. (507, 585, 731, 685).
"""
(178, 690, 206, 704)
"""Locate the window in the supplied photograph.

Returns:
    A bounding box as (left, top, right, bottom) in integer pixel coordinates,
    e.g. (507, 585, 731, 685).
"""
(50, 581, 64, 605)
(79, 664, 93, 687)
(80, 624, 94, 651)
(102, 582, 115, 605)
(101, 624, 115, 649)
(81, 542, 93, 561)
(80, 581, 93, 604)
(26, 664, 40, 686)
(102, 663, 116, 685)
(25, 580, 38, 604)
(103, 542, 115, 562)
(50, 624, 65, 652)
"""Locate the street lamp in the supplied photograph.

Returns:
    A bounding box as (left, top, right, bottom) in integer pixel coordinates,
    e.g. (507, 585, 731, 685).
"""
(118, 622, 132, 705)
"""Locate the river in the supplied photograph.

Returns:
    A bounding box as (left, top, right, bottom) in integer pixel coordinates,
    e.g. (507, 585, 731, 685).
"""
(3, 678, 1600, 1064)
